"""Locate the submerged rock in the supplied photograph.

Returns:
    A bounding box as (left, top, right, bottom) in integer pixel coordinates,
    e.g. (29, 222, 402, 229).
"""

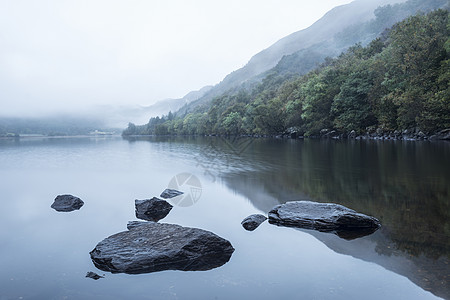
(160, 188, 184, 199)
(241, 214, 267, 231)
(135, 197, 173, 222)
(268, 201, 381, 240)
(85, 271, 104, 280)
(51, 194, 84, 212)
(90, 222, 235, 274)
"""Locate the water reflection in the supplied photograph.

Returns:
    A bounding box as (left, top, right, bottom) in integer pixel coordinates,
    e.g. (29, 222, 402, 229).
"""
(127, 136, 449, 298)
(1, 136, 446, 299)
(221, 138, 450, 299)
(270, 220, 381, 240)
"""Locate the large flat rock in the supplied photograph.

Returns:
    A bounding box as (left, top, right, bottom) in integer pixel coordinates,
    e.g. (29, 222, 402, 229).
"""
(268, 201, 381, 239)
(90, 222, 234, 274)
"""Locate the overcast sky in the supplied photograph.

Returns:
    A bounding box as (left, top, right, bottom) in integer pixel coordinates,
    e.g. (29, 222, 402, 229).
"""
(0, 0, 354, 116)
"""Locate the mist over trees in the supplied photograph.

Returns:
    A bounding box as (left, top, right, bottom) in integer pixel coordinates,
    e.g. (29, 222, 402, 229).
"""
(124, 8, 449, 137)
(174, 0, 449, 116)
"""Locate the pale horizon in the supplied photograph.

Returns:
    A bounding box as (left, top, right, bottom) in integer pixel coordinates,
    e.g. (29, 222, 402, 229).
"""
(0, 0, 354, 117)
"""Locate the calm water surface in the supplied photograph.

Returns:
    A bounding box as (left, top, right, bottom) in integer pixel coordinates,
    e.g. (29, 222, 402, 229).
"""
(0, 136, 448, 300)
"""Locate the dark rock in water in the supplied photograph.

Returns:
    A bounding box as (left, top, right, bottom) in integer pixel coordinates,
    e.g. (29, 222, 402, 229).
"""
(439, 128, 450, 140)
(268, 201, 381, 240)
(323, 130, 338, 138)
(160, 188, 184, 199)
(90, 222, 235, 274)
(85, 271, 104, 280)
(284, 127, 301, 139)
(241, 214, 267, 231)
(51, 194, 84, 212)
(417, 131, 426, 139)
(430, 128, 450, 140)
(135, 197, 173, 222)
(127, 220, 150, 230)
(348, 130, 356, 139)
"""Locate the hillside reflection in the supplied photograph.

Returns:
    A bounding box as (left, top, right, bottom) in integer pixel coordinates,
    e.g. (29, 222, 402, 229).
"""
(220, 138, 450, 299)
(125, 136, 449, 298)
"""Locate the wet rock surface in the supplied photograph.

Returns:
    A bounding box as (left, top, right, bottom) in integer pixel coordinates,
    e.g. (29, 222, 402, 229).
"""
(51, 194, 84, 212)
(312, 127, 450, 141)
(268, 201, 381, 240)
(127, 220, 150, 230)
(241, 214, 267, 231)
(160, 188, 184, 199)
(90, 222, 234, 274)
(429, 128, 450, 140)
(135, 197, 173, 222)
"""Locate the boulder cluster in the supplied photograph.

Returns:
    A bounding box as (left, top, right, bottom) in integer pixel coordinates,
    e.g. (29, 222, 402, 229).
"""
(52, 190, 381, 278)
(89, 188, 234, 275)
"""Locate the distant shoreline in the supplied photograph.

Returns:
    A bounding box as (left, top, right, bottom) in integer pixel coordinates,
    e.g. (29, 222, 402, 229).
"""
(121, 131, 450, 142)
(0, 134, 121, 139)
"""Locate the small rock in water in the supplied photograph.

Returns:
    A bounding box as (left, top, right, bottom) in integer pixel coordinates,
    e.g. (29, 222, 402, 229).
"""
(85, 271, 104, 280)
(241, 214, 267, 231)
(268, 201, 381, 240)
(90, 222, 235, 274)
(160, 188, 184, 199)
(51, 194, 84, 212)
(135, 197, 173, 222)
(348, 130, 356, 139)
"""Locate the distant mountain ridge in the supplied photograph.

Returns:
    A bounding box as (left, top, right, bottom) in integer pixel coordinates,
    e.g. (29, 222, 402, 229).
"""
(145, 85, 213, 117)
(127, 0, 449, 137)
(120, 0, 447, 129)
(92, 85, 213, 128)
(175, 0, 448, 115)
(222, 0, 404, 84)
(270, 0, 450, 77)
(178, 0, 408, 113)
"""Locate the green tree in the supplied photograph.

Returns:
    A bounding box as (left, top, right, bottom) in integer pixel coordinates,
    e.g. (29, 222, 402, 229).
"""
(383, 10, 449, 130)
(332, 67, 377, 133)
(300, 70, 341, 136)
(222, 112, 243, 135)
(122, 123, 137, 136)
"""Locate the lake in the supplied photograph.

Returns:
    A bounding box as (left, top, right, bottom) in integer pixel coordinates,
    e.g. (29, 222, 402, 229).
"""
(0, 136, 448, 299)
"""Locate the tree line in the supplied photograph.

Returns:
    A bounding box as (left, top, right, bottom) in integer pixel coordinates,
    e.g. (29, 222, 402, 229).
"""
(123, 9, 449, 137)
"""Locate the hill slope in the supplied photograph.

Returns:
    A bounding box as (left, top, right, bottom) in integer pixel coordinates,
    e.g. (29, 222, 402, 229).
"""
(180, 0, 409, 112)
(178, 0, 448, 115)
(126, 7, 449, 137)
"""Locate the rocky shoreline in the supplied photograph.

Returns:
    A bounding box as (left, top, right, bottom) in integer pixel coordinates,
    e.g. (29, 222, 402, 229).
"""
(125, 127, 450, 141)
(281, 127, 450, 141)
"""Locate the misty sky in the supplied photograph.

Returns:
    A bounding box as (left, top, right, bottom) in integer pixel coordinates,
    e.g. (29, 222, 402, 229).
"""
(0, 0, 353, 116)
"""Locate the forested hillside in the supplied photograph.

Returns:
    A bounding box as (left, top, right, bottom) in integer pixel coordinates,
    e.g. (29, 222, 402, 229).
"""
(269, 0, 449, 78)
(176, 0, 448, 115)
(124, 9, 449, 138)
